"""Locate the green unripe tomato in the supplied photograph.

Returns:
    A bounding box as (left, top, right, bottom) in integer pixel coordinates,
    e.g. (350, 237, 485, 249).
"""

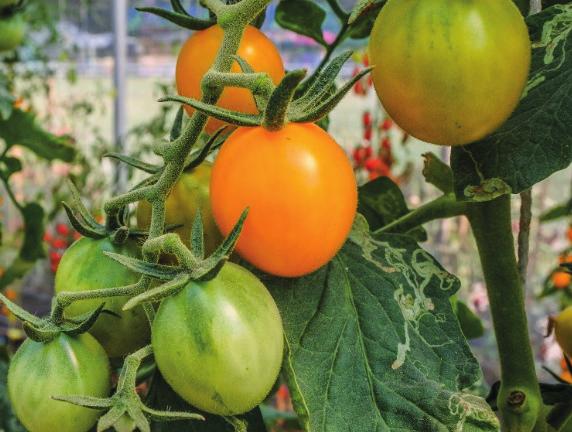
(369, 0, 531, 146)
(55, 237, 150, 358)
(0, 13, 25, 52)
(152, 262, 284, 415)
(8, 333, 111, 432)
(555, 306, 572, 358)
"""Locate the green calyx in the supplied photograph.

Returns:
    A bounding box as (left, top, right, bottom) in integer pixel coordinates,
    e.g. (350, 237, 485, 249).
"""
(105, 208, 249, 311)
(136, 0, 215, 31)
(0, 292, 106, 343)
(53, 345, 204, 432)
(161, 50, 372, 131)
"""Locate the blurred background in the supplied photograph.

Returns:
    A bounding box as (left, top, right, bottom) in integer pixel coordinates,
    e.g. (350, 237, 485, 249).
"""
(1, 1, 571, 430)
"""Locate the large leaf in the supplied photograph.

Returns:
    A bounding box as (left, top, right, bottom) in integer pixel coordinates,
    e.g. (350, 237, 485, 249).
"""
(147, 371, 268, 432)
(0, 109, 75, 162)
(263, 218, 499, 432)
(358, 177, 427, 241)
(346, 0, 386, 39)
(451, 5, 572, 198)
(275, 0, 327, 46)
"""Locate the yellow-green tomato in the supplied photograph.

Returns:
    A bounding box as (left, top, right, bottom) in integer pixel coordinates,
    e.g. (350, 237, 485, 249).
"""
(8, 333, 110, 432)
(137, 163, 222, 256)
(0, 13, 25, 52)
(152, 262, 284, 415)
(369, 0, 531, 146)
(55, 237, 150, 358)
(555, 306, 572, 358)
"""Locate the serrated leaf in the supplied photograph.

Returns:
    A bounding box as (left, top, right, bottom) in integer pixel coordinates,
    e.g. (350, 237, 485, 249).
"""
(358, 177, 427, 241)
(262, 222, 498, 432)
(275, 0, 327, 46)
(451, 5, 572, 197)
(0, 109, 75, 162)
(146, 371, 267, 432)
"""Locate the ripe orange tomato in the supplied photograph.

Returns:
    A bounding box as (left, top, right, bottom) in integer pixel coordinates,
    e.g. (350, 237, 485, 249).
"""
(210, 123, 357, 277)
(567, 226, 572, 242)
(369, 0, 531, 146)
(553, 271, 572, 289)
(176, 25, 285, 135)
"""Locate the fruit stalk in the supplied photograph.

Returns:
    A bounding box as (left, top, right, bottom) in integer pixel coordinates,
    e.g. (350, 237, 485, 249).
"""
(468, 194, 542, 432)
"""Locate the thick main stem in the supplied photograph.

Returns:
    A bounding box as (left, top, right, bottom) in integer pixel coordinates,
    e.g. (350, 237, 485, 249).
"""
(468, 195, 542, 432)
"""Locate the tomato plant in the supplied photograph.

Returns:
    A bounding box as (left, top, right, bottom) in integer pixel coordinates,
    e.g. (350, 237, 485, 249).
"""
(54, 237, 150, 358)
(8, 334, 110, 432)
(176, 24, 285, 134)
(152, 262, 283, 415)
(2, 0, 572, 431)
(137, 163, 222, 256)
(0, 13, 24, 52)
(369, 0, 531, 146)
(210, 123, 357, 277)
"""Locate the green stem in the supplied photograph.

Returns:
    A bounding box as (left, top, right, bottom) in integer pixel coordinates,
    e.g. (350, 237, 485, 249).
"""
(467, 195, 542, 432)
(374, 194, 468, 235)
(0, 174, 24, 212)
(326, 0, 349, 21)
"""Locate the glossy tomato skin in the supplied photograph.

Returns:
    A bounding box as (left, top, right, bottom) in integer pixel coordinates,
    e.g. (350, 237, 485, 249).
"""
(369, 0, 531, 146)
(54, 237, 150, 358)
(0, 14, 25, 52)
(152, 262, 283, 416)
(210, 123, 357, 277)
(8, 333, 110, 432)
(555, 307, 572, 358)
(176, 25, 285, 134)
(137, 163, 222, 256)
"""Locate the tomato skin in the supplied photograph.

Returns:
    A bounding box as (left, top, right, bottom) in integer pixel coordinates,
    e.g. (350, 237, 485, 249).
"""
(0, 14, 25, 52)
(137, 163, 222, 256)
(553, 271, 571, 289)
(54, 237, 150, 358)
(369, 0, 531, 146)
(152, 262, 283, 415)
(555, 307, 572, 358)
(8, 333, 110, 432)
(176, 25, 285, 134)
(210, 123, 357, 277)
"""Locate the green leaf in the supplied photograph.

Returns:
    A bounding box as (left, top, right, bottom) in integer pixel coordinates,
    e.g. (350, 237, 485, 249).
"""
(451, 4, 572, 197)
(540, 199, 572, 222)
(275, 0, 327, 46)
(0, 357, 26, 432)
(453, 299, 485, 340)
(348, 0, 385, 25)
(146, 371, 268, 432)
(358, 177, 427, 241)
(0, 109, 75, 162)
(263, 221, 499, 432)
(135, 7, 214, 31)
(347, 0, 385, 39)
(19, 203, 45, 261)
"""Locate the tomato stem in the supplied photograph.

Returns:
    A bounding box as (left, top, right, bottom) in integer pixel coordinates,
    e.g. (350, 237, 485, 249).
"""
(374, 194, 468, 235)
(468, 194, 542, 432)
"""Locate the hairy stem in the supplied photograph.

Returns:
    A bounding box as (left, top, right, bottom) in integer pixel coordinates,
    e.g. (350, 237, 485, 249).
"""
(518, 189, 533, 285)
(468, 195, 542, 432)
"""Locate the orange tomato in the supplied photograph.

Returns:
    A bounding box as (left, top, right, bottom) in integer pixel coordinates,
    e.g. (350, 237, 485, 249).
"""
(210, 123, 357, 277)
(553, 271, 572, 289)
(176, 25, 285, 135)
(559, 255, 572, 264)
(567, 226, 572, 243)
